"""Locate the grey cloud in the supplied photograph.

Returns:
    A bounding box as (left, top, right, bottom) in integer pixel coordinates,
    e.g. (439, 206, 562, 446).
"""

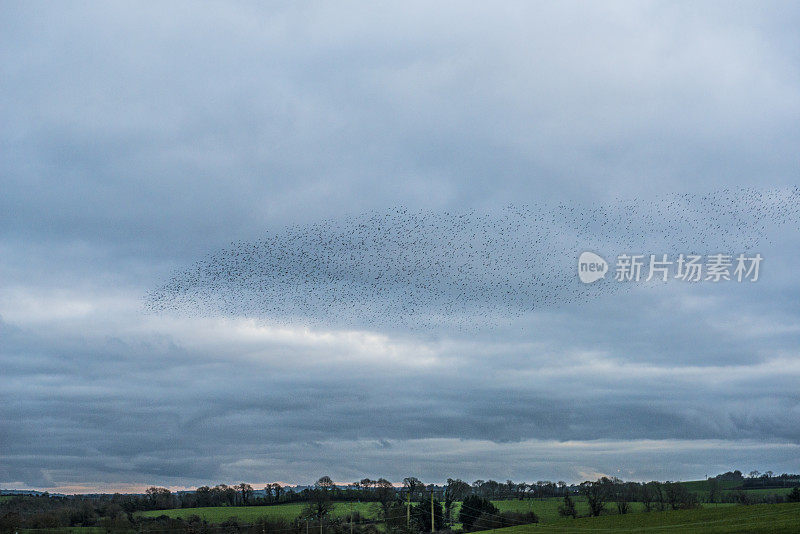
(2, 311, 799, 488)
(1, 1, 800, 490)
(2, 3, 799, 253)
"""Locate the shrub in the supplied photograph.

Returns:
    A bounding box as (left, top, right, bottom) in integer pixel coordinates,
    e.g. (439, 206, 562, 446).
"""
(558, 494, 577, 518)
(458, 495, 498, 531)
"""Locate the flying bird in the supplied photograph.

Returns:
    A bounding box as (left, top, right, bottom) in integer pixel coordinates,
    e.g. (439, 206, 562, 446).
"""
(145, 187, 800, 331)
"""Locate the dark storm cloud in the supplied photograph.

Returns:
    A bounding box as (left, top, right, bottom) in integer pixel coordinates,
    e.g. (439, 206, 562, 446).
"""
(1, 1, 800, 489)
(2, 307, 799, 488)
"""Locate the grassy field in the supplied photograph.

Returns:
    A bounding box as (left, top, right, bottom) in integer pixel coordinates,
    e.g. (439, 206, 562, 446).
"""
(136, 501, 379, 522)
(681, 479, 741, 493)
(680, 479, 795, 497)
(497, 498, 739, 522)
(22, 500, 800, 533)
(731, 487, 795, 497)
(493, 498, 591, 523)
(134, 499, 743, 526)
(134, 495, 800, 532)
(137, 499, 577, 525)
(20, 529, 111, 534)
(475, 502, 800, 533)
(495, 497, 693, 520)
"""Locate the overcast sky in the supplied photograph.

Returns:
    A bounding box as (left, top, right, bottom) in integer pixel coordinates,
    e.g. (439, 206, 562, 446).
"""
(1, 1, 799, 493)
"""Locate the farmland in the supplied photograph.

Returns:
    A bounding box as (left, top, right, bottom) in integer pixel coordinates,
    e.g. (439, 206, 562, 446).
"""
(135, 498, 572, 524)
(475, 501, 800, 533)
(135, 492, 774, 527)
(681, 478, 796, 497)
(8, 480, 799, 534)
(20, 529, 107, 534)
(136, 501, 378, 523)
(135, 498, 748, 527)
(133, 480, 793, 526)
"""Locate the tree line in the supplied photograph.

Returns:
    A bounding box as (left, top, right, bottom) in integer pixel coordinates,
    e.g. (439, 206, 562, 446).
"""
(102, 477, 577, 514)
(2, 471, 799, 533)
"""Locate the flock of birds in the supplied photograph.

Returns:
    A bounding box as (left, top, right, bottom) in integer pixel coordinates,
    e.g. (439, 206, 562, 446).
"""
(146, 187, 799, 331)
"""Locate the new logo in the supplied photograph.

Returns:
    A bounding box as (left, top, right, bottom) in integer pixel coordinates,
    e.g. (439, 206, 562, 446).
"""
(578, 251, 608, 284)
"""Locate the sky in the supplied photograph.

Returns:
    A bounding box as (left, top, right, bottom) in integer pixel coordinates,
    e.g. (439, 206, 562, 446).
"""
(1, 1, 799, 493)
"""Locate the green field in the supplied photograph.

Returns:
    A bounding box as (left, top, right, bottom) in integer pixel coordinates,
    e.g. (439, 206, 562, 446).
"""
(681, 479, 741, 493)
(475, 502, 800, 533)
(25, 499, 800, 533)
(680, 479, 795, 497)
(730, 487, 795, 497)
(493, 498, 592, 523)
(136, 501, 379, 523)
(137, 499, 567, 525)
(134, 499, 742, 526)
(492, 498, 737, 524)
(493, 497, 682, 523)
(134, 496, 800, 533)
(20, 529, 110, 534)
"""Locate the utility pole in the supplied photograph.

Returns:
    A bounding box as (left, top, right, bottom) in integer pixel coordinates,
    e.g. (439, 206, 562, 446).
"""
(407, 490, 411, 529)
(443, 486, 448, 530)
(430, 490, 435, 533)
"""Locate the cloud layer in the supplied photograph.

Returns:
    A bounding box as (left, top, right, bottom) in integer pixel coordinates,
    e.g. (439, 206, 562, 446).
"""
(1, 1, 799, 491)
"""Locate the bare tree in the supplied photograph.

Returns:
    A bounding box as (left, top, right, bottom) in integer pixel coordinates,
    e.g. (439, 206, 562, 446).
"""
(236, 483, 253, 505)
(145, 487, 173, 510)
(403, 477, 423, 501)
(708, 478, 720, 503)
(558, 493, 577, 518)
(374, 478, 396, 521)
(579, 478, 610, 517)
(303, 477, 334, 522)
